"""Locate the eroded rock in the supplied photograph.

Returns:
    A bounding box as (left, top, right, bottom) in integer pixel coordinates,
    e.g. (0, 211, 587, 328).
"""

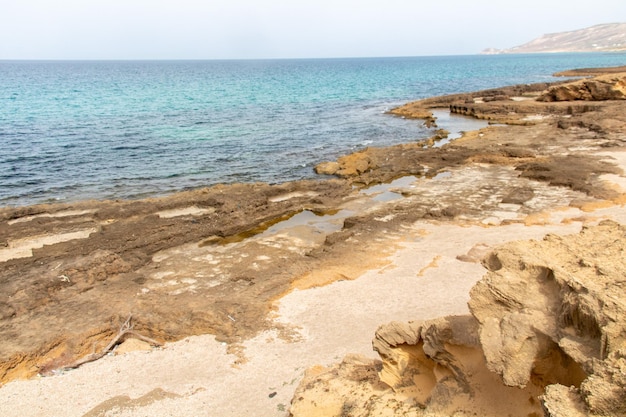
(538, 73, 626, 102)
(290, 221, 626, 417)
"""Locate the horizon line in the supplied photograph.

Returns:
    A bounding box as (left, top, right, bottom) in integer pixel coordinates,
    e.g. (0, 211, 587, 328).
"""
(1, 51, 614, 62)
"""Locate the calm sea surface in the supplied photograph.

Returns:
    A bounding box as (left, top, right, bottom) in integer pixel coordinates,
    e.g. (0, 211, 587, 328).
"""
(1, 53, 625, 207)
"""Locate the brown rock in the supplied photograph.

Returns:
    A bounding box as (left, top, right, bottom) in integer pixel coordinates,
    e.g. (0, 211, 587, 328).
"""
(314, 161, 340, 176)
(538, 73, 626, 102)
(336, 152, 375, 176)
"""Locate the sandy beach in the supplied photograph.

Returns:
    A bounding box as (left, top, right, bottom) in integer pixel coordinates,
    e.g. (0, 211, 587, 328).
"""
(1, 69, 626, 416)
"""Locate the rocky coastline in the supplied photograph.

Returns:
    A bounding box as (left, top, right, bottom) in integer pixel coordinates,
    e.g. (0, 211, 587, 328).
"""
(1, 68, 626, 416)
(291, 70, 626, 417)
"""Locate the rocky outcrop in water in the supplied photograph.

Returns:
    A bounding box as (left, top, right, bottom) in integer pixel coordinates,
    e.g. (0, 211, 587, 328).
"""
(289, 221, 626, 416)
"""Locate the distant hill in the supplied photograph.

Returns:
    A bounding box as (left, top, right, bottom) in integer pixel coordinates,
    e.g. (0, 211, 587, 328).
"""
(482, 23, 626, 54)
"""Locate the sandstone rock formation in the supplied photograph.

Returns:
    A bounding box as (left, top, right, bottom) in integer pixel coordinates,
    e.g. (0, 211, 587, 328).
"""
(472, 220, 626, 416)
(289, 221, 626, 416)
(537, 73, 626, 102)
(314, 150, 378, 177)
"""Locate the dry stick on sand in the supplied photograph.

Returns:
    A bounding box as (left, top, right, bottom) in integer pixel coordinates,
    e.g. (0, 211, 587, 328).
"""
(61, 315, 162, 371)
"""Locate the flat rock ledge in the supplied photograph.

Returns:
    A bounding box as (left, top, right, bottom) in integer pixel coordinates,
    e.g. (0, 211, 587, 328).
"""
(289, 220, 626, 417)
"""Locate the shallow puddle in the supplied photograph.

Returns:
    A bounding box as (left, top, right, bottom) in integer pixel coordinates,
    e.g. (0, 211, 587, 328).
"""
(431, 171, 452, 180)
(431, 110, 490, 147)
(202, 208, 355, 246)
(201, 173, 457, 248)
(360, 176, 418, 201)
(258, 209, 353, 237)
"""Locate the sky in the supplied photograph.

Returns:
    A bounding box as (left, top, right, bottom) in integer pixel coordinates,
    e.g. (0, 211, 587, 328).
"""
(1, 0, 625, 60)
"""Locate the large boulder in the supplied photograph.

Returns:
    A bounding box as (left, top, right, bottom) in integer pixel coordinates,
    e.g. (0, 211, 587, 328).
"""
(315, 149, 378, 178)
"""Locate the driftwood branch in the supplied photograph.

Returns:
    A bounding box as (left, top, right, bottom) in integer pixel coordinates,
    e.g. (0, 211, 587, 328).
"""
(62, 315, 162, 371)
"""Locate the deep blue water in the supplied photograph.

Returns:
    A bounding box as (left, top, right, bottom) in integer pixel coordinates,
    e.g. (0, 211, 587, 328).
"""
(1, 53, 625, 207)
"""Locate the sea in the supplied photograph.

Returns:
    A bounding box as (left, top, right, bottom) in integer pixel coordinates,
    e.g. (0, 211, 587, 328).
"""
(1, 53, 625, 207)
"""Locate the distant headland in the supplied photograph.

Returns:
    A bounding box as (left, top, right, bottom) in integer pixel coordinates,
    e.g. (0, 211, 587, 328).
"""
(482, 22, 626, 54)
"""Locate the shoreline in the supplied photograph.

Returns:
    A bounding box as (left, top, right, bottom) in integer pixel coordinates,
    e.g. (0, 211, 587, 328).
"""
(5, 55, 625, 209)
(0, 110, 484, 213)
(1, 68, 626, 416)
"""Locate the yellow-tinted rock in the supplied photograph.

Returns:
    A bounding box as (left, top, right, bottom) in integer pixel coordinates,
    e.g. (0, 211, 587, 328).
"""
(115, 338, 153, 355)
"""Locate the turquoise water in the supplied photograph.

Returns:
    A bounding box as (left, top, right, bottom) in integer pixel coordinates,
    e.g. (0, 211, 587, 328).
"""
(1, 53, 624, 207)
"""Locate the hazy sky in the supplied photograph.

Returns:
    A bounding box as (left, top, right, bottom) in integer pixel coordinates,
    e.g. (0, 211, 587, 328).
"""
(1, 0, 625, 60)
